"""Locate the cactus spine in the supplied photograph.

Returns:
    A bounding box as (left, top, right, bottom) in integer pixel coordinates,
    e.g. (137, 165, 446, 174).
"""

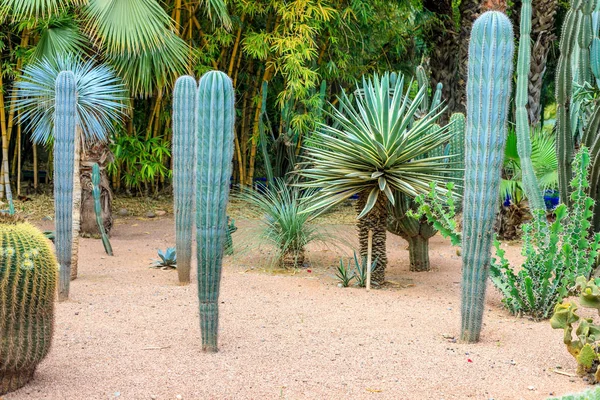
(0, 215, 58, 395)
(515, 0, 545, 211)
(196, 71, 235, 352)
(92, 163, 113, 256)
(172, 76, 196, 285)
(54, 71, 76, 301)
(462, 11, 514, 342)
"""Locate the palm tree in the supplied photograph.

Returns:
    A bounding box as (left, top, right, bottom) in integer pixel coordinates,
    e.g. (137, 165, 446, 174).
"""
(14, 57, 128, 278)
(299, 73, 452, 284)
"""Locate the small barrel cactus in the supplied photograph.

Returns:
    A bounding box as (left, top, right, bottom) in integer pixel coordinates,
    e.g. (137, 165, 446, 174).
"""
(0, 214, 58, 395)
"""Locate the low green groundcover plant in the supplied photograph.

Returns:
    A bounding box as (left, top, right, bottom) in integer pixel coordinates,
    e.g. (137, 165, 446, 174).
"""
(411, 147, 600, 319)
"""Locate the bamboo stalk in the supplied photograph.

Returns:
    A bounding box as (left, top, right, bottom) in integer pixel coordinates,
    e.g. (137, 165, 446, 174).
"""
(366, 229, 373, 291)
(227, 14, 245, 77)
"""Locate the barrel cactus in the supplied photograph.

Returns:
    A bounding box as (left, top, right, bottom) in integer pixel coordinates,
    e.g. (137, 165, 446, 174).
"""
(0, 214, 58, 395)
(196, 71, 235, 352)
(172, 75, 196, 285)
(461, 11, 514, 342)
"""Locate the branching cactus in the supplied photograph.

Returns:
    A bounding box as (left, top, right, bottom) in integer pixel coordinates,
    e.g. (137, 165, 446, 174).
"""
(515, 0, 545, 211)
(172, 76, 197, 285)
(0, 214, 58, 395)
(54, 70, 76, 302)
(92, 163, 113, 256)
(196, 71, 235, 352)
(461, 11, 514, 342)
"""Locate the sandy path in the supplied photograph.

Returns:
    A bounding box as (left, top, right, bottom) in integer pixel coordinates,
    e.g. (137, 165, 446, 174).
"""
(3, 217, 589, 400)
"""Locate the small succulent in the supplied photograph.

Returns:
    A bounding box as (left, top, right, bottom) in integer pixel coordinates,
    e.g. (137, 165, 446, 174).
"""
(335, 258, 355, 287)
(351, 251, 378, 288)
(151, 247, 177, 269)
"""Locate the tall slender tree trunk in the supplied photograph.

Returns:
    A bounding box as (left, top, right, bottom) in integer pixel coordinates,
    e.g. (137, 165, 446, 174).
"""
(457, 0, 481, 113)
(424, 0, 461, 120)
(357, 192, 388, 285)
(527, 0, 558, 126)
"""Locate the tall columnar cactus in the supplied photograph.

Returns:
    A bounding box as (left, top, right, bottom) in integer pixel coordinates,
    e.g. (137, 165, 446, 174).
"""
(196, 71, 235, 352)
(54, 70, 76, 301)
(449, 113, 466, 204)
(0, 215, 58, 395)
(556, 0, 584, 206)
(515, 0, 545, 211)
(92, 163, 113, 256)
(462, 11, 514, 343)
(172, 76, 197, 285)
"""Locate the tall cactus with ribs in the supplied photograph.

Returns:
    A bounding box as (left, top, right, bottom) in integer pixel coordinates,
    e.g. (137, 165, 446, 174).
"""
(172, 71, 234, 351)
(515, 0, 545, 211)
(172, 76, 196, 285)
(54, 71, 76, 301)
(461, 11, 514, 342)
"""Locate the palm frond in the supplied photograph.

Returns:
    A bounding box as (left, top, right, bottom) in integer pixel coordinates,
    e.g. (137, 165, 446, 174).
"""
(14, 56, 129, 145)
(0, 0, 80, 19)
(32, 15, 88, 62)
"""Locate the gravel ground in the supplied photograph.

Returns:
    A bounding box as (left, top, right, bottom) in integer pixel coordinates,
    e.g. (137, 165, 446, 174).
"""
(3, 217, 590, 400)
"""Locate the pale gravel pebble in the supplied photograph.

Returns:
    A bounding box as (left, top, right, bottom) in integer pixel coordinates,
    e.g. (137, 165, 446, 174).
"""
(4, 218, 590, 399)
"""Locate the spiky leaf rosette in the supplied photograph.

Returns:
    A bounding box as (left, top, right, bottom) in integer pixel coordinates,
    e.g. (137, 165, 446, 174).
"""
(0, 215, 58, 395)
(14, 56, 128, 145)
(299, 72, 454, 219)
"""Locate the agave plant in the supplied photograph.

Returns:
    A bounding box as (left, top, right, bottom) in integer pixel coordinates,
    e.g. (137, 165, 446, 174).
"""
(151, 247, 177, 270)
(299, 72, 453, 284)
(240, 178, 328, 269)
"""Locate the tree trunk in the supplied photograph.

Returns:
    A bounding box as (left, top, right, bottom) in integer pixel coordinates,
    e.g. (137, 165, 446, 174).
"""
(423, 0, 461, 120)
(457, 0, 481, 113)
(527, 0, 558, 126)
(407, 235, 430, 272)
(357, 192, 388, 285)
(281, 248, 305, 269)
(80, 142, 113, 236)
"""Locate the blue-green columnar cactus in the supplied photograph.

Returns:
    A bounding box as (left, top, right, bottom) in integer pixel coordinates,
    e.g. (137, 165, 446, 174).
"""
(196, 71, 235, 352)
(449, 113, 466, 204)
(92, 163, 113, 256)
(461, 11, 514, 343)
(54, 70, 76, 302)
(515, 0, 544, 211)
(173, 75, 197, 285)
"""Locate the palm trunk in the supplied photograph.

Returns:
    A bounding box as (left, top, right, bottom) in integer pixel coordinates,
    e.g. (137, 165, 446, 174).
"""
(457, 0, 480, 113)
(357, 192, 388, 285)
(527, 0, 558, 126)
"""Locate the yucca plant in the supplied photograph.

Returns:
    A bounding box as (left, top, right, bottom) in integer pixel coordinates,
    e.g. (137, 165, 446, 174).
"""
(240, 178, 328, 269)
(299, 72, 453, 284)
(14, 56, 127, 289)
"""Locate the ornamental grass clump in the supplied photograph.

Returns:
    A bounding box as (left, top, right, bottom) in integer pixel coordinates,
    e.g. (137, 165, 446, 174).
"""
(239, 179, 328, 269)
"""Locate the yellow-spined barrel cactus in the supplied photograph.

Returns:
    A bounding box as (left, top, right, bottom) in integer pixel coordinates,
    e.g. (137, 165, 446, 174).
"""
(0, 214, 58, 395)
